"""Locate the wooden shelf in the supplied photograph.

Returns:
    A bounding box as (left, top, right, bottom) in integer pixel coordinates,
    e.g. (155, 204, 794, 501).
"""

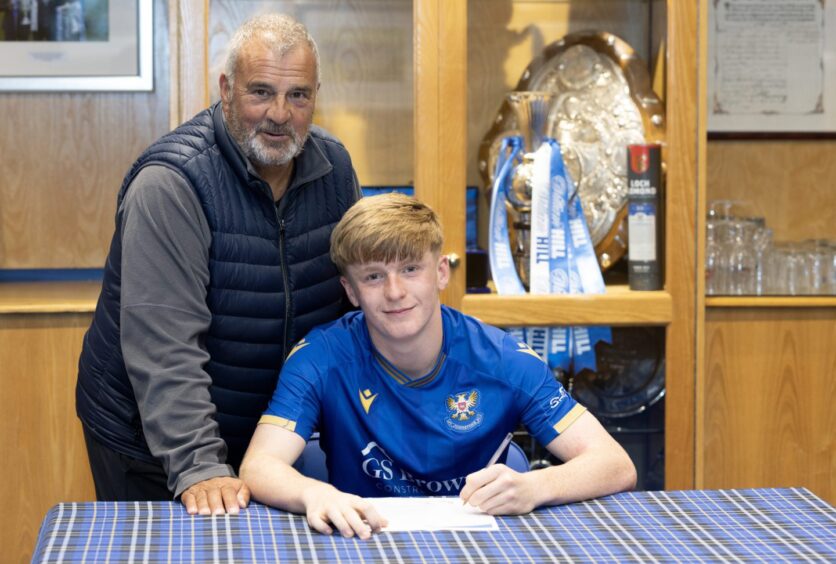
(706, 296, 836, 308)
(460, 285, 673, 326)
(0, 281, 100, 314)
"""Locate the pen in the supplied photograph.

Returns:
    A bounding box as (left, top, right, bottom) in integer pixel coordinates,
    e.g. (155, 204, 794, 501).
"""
(485, 432, 515, 468)
(462, 432, 515, 506)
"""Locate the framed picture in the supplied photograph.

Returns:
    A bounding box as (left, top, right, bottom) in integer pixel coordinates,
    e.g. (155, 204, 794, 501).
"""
(708, 0, 836, 137)
(0, 0, 152, 91)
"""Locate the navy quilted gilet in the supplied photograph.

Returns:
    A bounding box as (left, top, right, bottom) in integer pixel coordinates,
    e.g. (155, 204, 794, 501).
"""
(77, 102, 356, 469)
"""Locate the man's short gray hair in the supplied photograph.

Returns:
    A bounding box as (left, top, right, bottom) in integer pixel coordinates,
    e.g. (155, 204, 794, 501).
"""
(224, 13, 320, 89)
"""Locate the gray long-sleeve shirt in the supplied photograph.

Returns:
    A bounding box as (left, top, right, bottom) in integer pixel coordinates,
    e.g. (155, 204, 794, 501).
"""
(119, 165, 232, 497)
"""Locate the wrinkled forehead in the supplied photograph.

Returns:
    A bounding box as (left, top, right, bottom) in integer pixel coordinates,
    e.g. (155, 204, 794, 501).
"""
(237, 39, 314, 70)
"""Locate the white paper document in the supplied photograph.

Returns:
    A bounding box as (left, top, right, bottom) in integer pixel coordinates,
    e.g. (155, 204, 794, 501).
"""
(369, 497, 499, 531)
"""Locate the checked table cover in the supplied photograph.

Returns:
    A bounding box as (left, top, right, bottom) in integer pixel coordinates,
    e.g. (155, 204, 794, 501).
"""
(33, 487, 836, 563)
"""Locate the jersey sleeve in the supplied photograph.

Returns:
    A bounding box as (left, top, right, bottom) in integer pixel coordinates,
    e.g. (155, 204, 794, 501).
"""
(502, 335, 587, 448)
(259, 335, 328, 440)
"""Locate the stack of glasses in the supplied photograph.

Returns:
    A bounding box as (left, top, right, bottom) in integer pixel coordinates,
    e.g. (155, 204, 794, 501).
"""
(706, 200, 836, 296)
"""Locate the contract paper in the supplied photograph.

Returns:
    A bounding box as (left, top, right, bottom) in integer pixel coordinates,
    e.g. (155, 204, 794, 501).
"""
(369, 497, 499, 531)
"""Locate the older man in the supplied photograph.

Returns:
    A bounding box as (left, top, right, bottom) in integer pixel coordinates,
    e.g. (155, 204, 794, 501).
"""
(76, 13, 360, 515)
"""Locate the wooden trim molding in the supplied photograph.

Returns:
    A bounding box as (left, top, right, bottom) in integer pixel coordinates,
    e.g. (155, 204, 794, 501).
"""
(414, 0, 467, 309)
(169, 0, 209, 128)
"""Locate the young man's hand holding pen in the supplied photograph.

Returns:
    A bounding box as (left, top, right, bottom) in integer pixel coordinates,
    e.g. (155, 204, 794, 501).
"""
(459, 432, 539, 515)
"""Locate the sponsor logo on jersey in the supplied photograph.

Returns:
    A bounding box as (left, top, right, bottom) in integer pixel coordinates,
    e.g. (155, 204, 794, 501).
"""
(360, 441, 467, 495)
(359, 388, 379, 414)
(445, 389, 484, 432)
(549, 387, 568, 409)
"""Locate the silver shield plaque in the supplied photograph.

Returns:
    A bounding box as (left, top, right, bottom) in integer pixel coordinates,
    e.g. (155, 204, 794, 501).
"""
(479, 31, 666, 270)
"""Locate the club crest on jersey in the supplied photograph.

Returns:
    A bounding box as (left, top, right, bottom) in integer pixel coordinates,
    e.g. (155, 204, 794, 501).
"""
(445, 389, 483, 432)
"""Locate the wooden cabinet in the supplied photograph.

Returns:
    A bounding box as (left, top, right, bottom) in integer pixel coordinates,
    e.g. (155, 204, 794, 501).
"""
(700, 302, 835, 504)
(701, 144, 836, 503)
(700, 27, 836, 506)
(450, 0, 701, 490)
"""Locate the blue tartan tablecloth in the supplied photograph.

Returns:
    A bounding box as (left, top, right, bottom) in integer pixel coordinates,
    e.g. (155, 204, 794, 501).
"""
(32, 487, 835, 563)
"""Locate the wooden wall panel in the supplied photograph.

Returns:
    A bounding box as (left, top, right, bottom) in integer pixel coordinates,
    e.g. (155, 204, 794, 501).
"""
(0, 0, 170, 269)
(707, 140, 836, 241)
(703, 308, 835, 505)
(0, 313, 95, 563)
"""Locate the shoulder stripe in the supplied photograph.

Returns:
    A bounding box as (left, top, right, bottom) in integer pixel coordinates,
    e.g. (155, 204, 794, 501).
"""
(553, 404, 587, 434)
(516, 344, 543, 361)
(259, 415, 297, 432)
(286, 340, 310, 361)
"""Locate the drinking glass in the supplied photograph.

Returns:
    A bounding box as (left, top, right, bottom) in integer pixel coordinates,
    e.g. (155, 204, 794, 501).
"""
(705, 220, 722, 295)
(786, 243, 812, 295)
(752, 220, 772, 295)
(803, 240, 832, 295)
(726, 219, 758, 295)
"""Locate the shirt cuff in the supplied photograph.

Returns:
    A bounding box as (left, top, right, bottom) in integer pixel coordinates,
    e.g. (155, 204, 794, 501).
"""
(173, 464, 236, 499)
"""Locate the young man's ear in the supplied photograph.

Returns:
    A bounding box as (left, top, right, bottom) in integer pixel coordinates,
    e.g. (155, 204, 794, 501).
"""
(437, 253, 451, 291)
(340, 276, 360, 308)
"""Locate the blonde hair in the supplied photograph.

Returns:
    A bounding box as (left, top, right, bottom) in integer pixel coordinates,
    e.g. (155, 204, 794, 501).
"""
(330, 193, 443, 272)
(224, 13, 320, 88)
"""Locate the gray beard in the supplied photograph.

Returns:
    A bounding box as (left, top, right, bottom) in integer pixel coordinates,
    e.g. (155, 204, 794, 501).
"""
(226, 110, 308, 168)
(243, 127, 306, 167)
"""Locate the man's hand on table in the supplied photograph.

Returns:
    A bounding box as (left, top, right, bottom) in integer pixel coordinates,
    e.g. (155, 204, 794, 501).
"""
(301, 481, 387, 539)
(181, 477, 251, 516)
(460, 464, 537, 515)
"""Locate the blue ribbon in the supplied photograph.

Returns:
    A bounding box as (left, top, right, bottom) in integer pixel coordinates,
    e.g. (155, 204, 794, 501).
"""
(488, 136, 526, 296)
(490, 136, 611, 373)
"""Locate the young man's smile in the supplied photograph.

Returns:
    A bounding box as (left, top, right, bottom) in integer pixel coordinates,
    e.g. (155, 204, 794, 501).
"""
(340, 251, 450, 366)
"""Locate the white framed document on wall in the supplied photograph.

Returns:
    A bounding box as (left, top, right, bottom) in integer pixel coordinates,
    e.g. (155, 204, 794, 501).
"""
(708, 0, 836, 136)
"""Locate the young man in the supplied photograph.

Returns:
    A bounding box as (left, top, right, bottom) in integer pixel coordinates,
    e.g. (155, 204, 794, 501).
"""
(240, 193, 637, 538)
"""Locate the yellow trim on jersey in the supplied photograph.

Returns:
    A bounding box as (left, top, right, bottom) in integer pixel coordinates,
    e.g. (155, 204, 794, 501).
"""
(406, 352, 446, 388)
(258, 415, 297, 432)
(516, 344, 543, 362)
(553, 404, 587, 434)
(374, 354, 409, 384)
(286, 340, 310, 361)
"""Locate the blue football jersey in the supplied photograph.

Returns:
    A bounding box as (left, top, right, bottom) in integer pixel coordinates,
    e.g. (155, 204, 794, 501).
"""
(260, 306, 586, 497)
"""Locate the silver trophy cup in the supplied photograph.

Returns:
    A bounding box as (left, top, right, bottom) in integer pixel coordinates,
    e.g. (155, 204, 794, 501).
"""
(503, 91, 556, 290)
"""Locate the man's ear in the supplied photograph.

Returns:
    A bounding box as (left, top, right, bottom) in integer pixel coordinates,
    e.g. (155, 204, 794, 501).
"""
(437, 254, 450, 291)
(340, 276, 360, 308)
(219, 74, 231, 104)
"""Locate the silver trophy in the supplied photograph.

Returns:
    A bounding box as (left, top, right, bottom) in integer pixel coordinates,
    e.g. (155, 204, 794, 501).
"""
(502, 91, 556, 290)
(481, 31, 666, 272)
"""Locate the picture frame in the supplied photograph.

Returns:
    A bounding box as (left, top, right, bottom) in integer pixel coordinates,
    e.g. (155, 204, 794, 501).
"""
(707, 0, 836, 138)
(0, 0, 153, 92)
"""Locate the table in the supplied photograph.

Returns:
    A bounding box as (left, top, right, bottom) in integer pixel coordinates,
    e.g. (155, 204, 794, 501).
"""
(32, 488, 835, 563)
